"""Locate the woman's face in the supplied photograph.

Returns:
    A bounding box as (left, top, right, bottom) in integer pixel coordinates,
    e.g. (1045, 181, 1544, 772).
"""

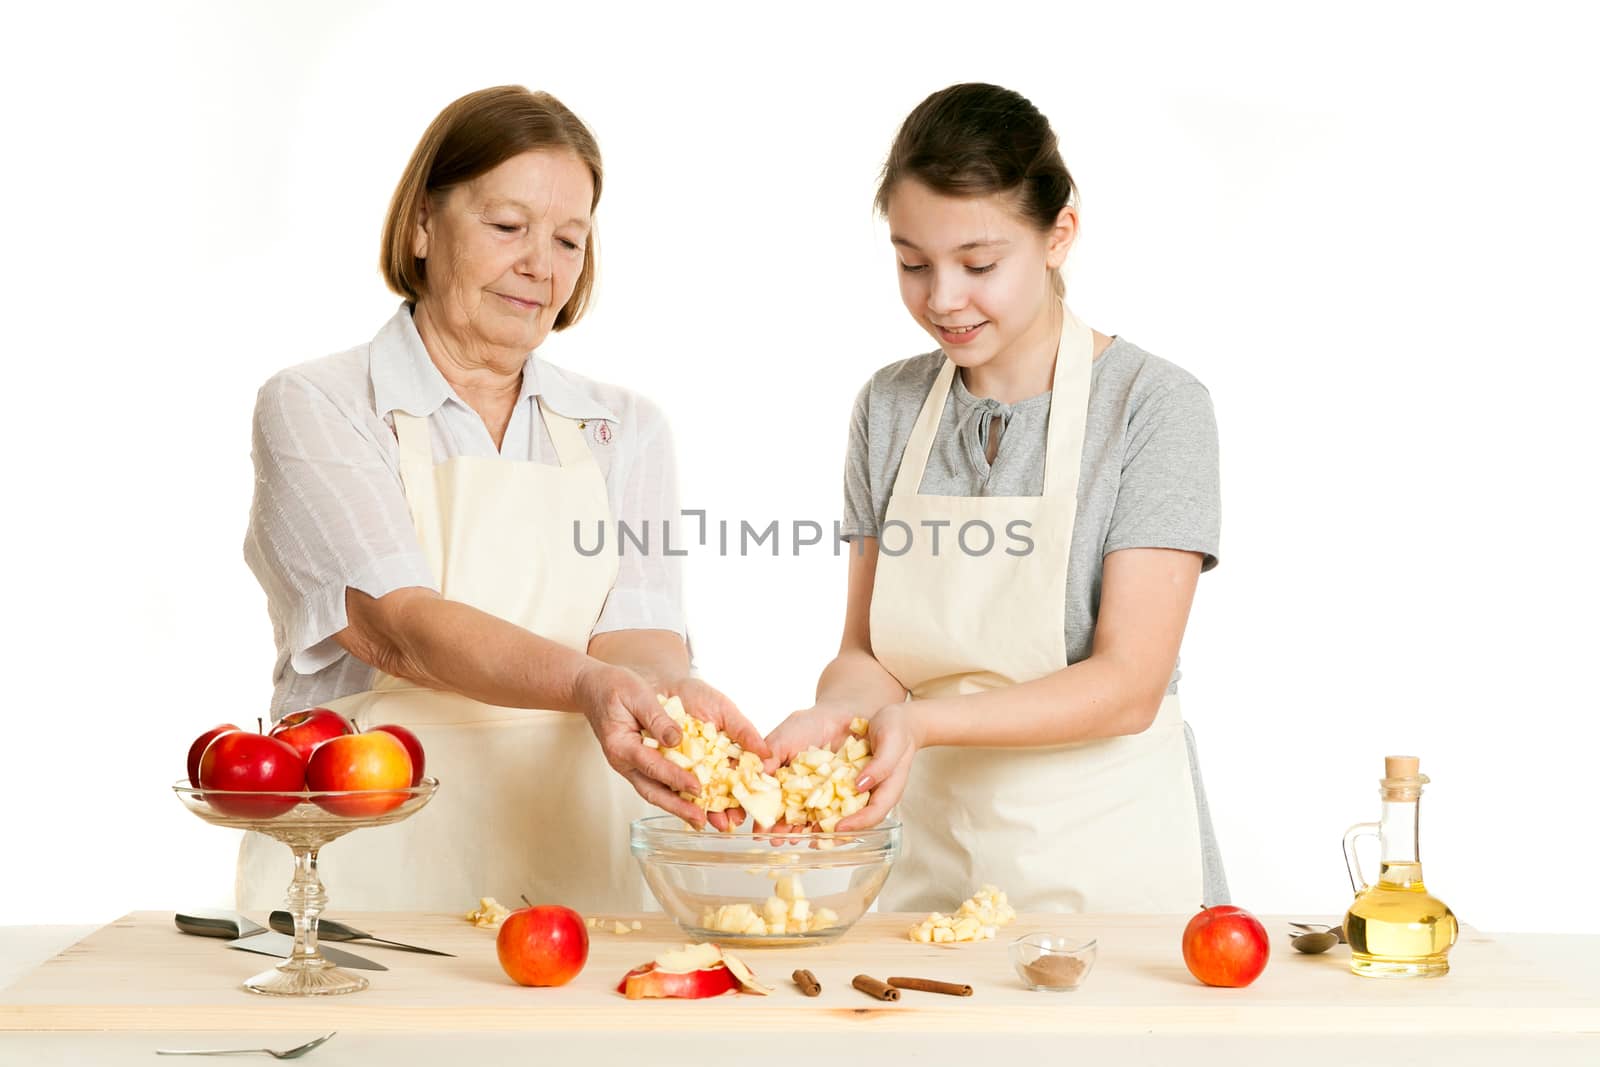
(885, 178, 1071, 370)
(412, 149, 593, 361)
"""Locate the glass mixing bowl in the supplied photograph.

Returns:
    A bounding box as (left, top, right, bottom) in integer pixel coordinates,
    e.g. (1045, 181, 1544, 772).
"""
(630, 815, 901, 947)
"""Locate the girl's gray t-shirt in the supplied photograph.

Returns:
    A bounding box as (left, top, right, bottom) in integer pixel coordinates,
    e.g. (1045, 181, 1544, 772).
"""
(842, 335, 1221, 694)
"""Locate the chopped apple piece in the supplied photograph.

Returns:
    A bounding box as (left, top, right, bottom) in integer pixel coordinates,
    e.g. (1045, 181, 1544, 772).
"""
(464, 896, 512, 928)
(906, 884, 1017, 943)
(654, 942, 726, 973)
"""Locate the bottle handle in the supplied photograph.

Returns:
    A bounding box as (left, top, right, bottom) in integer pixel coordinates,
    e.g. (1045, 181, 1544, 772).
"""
(1343, 821, 1380, 896)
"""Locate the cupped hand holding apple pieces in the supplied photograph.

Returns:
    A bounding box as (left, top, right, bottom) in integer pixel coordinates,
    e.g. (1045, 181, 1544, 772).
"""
(183, 709, 428, 818)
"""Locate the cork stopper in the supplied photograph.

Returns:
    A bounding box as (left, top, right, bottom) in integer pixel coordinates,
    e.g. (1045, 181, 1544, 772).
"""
(1385, 756, 1420, 778)
(1380, 755, 1428, 801)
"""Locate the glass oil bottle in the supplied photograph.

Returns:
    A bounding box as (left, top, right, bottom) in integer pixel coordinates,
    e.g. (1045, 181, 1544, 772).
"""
(1341, 755, 1458, 977)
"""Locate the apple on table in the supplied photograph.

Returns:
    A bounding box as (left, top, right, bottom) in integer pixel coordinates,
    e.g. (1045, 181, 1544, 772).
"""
(497, 905, 589, 987)
(1182, 904, 1270, 988)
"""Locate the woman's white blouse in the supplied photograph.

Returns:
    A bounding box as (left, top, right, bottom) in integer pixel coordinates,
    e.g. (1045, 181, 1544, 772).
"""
(244, 304, 686, 718)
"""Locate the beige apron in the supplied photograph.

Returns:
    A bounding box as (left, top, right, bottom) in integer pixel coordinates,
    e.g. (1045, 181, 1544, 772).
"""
(871, 306, 1204, 914)
(237, 400, 654, 912)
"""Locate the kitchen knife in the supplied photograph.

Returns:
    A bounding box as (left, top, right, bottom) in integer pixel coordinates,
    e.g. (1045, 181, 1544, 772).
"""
(176, 910, 386, 970)
(226, 931, 387, 971)
(268, 910, 456, 956)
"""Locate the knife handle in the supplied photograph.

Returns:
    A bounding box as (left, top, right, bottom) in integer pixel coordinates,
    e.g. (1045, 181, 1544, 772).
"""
(173, 913, 240, 939)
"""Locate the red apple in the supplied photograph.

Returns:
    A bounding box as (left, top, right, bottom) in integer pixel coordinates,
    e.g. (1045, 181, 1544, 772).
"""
(368, 723, 425, 786)
(186, 724, 240, 787)
(197, 733, 306, 818)
(268, 707, 355, 764)
(304, 731, 413, 816)
(1181, 904, 1270, 987)
(497, 905, 588, 987)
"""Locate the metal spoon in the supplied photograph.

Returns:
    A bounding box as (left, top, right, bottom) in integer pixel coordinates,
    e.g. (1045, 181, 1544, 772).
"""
(1289, 929, 1340, 954)
(156, 1031, 336, 1058)
(1290, 921, 1346, 944)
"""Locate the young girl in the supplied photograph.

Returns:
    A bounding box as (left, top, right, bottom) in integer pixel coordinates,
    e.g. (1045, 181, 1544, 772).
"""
(764, 83, 1228, 913)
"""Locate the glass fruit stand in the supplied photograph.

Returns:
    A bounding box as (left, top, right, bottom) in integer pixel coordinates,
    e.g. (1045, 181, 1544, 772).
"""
(172, 777, 438, 996)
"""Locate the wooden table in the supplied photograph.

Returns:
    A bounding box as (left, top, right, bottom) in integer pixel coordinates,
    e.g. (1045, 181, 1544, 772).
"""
(2, 912, 1596, 1064)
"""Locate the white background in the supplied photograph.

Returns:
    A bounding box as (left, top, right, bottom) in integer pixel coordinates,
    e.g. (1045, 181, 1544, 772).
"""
(2, 1, 1595, 933)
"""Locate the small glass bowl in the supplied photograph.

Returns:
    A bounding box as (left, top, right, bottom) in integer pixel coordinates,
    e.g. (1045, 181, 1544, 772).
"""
(1009, 932, 1097, 992)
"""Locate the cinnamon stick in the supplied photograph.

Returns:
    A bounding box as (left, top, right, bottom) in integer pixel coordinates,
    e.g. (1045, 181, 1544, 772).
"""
(793, 969, 822, 997)
(887, 976, 973, 997)
(851, 974, 900, 1001)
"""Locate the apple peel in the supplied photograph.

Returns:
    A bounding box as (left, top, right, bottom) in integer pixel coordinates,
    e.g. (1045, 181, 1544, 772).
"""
(616, 943, 771, 999)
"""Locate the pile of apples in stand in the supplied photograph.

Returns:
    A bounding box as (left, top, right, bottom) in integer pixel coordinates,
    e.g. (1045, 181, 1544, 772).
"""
(185, 709, 426, 819)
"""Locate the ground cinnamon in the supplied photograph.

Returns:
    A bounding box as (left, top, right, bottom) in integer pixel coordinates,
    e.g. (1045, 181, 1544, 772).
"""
(793, 969, 822, 997)
(887, 976, 973, 997)
(851, 974, 900, 1001)
(1021, 954, 1087, 989)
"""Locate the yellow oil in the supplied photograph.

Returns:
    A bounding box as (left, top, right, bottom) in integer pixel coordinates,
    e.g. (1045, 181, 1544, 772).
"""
(1344, 861, 1458, 978)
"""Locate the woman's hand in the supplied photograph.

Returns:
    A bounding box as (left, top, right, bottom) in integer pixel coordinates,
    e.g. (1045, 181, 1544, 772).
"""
(661, 676, 771, 831)
(834, 702, 922, 833)
(573, 661, 711, 827)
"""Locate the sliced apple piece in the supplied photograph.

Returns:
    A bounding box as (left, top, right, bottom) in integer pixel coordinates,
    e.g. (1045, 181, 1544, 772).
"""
(720, 950, 772, 995)
(653, 942, 725, 973)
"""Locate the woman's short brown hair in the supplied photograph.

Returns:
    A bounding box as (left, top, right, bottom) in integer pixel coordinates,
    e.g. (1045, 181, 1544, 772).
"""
(875, 83, 1076, 299)
(380, 85, 603, 331)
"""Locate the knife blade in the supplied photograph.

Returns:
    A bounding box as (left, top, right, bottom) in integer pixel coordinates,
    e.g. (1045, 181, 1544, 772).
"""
(268, 910, 456, 957)
(226, 931, 387, 971)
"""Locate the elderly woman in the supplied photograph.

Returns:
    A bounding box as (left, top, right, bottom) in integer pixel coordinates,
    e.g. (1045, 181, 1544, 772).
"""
(237, 86, 763, 911)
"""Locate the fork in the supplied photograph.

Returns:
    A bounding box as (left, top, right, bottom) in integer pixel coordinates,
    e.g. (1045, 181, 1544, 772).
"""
(155, 1031, 337, 1058)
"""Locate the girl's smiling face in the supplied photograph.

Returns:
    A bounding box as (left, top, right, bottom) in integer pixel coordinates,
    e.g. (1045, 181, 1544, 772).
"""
(886, 177, 1075, 372)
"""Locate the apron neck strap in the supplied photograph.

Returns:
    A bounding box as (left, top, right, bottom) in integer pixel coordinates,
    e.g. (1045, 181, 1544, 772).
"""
(538, 397, 595, 467)
(1040, 307, 1093, 499)
(890, 360, 957, 497)
(392, 411, 434, 467)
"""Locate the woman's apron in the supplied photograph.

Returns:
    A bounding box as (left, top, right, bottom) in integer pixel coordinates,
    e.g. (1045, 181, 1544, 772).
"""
(236, 400, 654, 912)
(870, 306, 1206, 914)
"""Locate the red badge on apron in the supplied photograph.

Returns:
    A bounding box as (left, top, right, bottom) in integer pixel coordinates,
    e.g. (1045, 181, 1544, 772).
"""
(593, 420, 613, 445)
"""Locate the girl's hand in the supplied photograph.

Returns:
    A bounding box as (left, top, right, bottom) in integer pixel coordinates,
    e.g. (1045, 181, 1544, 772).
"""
(835, 702, 922, 833)
(761, 702, 858, 777)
